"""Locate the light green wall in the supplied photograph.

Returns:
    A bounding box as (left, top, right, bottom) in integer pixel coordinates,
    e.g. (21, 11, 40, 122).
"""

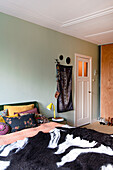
(0, 12, 99, 126)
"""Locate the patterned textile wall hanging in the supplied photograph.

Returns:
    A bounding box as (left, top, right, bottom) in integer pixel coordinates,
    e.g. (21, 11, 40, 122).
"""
(56, 64, 73, 113)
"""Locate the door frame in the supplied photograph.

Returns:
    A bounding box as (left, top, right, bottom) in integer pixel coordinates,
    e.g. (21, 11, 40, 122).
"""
(74, 53, 92, 127)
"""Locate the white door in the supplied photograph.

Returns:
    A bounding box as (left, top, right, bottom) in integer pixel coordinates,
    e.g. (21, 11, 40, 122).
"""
(75, 54, 92, 127)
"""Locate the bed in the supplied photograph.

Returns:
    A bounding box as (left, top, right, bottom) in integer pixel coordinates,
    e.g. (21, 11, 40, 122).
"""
(0, 101, 113, 170)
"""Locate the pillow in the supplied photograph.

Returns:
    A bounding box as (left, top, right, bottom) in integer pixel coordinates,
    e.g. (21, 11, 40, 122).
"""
(5, 114, 19, 117)
(3, 114, 37, 132)
(0, 122, 10, 135)
(4, 104, 34, 116)
(0, 109, 8, 117)
(35, 114, 49, 125)
(0, 117, 5, 123)
(15, 108, 38, 116)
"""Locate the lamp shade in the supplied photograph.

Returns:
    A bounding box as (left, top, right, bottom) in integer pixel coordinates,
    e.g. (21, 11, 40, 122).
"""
(47, 103, 53, 111)
(46, 103, 56, 118)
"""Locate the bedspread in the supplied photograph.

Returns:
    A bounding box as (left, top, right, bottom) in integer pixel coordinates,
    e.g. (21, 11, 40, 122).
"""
(0, 122, 63, 146)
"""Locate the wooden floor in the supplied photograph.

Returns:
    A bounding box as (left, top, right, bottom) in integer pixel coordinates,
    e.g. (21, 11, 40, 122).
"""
(82, 121, 113, 134)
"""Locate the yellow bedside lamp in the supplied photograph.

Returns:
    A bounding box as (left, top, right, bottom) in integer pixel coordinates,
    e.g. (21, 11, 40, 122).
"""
(47, 103, 56, 118)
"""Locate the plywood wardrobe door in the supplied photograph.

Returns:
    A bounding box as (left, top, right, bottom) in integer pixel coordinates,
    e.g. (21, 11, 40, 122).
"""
(101, 44, 113, 120)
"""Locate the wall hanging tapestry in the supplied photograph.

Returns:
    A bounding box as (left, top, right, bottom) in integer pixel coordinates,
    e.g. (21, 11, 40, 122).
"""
(56, 64, 73, 113)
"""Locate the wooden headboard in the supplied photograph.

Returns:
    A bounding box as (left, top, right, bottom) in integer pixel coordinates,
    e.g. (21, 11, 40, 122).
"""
(0, 101, 40, 113)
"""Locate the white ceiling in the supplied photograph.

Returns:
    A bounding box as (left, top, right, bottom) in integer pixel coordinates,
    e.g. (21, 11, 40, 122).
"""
(0, 0, 113, 45)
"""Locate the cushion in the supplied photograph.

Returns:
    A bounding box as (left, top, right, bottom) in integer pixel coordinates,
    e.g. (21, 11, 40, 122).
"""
(3, 114, 37, 132)
(35, 114, 49, 125)
(5, 114, 19, 118)
(0, 109, 8, 117)
(4, 104, 34, 116)
(0, 117, 5, 123)
(15, 108, 38, 116)
(0, 122, 9, 135)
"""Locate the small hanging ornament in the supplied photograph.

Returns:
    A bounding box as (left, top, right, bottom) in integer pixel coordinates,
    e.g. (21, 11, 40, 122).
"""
(55, 91, 60, 99)
(66, 57, 71, 64)
(59, 55, 63, 60)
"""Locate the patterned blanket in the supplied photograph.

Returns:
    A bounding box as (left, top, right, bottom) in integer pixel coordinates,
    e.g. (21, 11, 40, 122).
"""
(0, 127, 113, 170)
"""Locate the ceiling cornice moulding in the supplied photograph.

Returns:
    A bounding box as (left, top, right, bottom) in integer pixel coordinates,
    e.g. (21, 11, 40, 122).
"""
(62, 6, 113, 27)
(85, 29, 113, 38)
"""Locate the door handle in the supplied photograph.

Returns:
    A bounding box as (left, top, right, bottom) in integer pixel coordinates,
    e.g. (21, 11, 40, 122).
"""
(88, 91, 91, 93)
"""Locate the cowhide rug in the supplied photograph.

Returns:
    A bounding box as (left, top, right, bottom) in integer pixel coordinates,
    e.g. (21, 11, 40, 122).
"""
(0, 127, 113, 170)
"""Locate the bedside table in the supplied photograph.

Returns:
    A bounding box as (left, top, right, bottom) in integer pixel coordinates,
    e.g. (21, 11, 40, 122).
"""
(48, 117, 67, 124)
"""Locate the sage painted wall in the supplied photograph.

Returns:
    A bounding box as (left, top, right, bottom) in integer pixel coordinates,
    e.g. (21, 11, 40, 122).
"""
(0, 12, 99, 126)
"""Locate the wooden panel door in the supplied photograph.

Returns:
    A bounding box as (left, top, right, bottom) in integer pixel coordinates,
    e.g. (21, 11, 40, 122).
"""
(76, 56, 91, 126)
(101, 44, 113, 120)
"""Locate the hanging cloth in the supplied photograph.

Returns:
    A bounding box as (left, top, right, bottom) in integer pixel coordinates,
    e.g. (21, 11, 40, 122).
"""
(56, 64, 73, 113)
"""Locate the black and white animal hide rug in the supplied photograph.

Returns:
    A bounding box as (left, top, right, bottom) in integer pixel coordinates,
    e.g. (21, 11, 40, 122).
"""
(0, 127, 113, 170)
